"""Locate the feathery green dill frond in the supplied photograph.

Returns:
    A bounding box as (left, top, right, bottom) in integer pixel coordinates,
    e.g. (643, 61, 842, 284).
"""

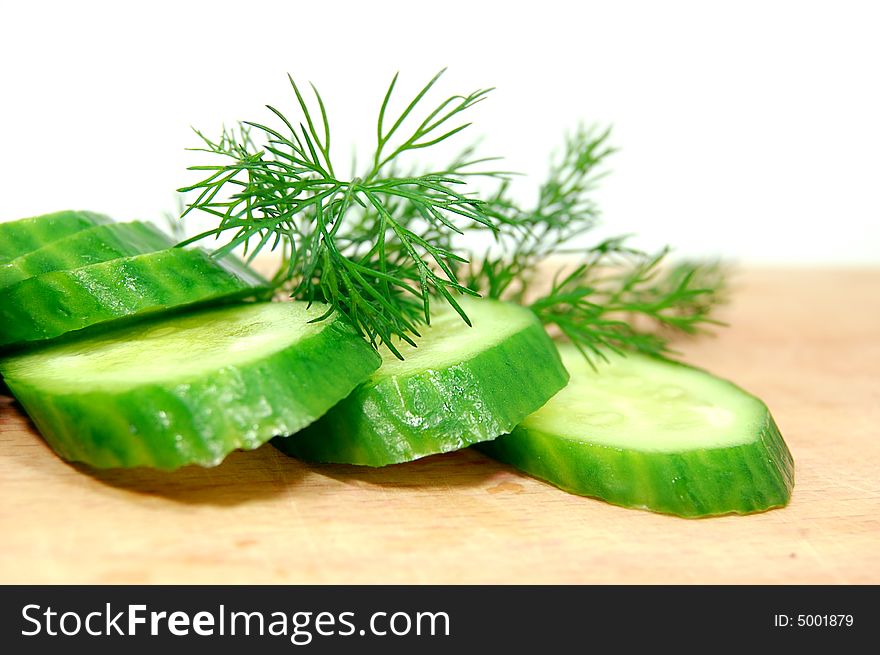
(465, 126, 726, 365)
(178, 70, 499, 356)
(180, 71, 727, 362)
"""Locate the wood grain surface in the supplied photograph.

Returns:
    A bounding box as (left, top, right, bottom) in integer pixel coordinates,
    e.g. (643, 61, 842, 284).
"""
(1, 268, 878, 584)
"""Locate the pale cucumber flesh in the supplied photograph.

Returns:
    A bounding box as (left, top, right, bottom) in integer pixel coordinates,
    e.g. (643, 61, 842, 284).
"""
(478, 345, 794, 517)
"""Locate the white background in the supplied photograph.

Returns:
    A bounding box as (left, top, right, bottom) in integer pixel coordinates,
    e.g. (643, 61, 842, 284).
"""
(1, 0, 877, 264)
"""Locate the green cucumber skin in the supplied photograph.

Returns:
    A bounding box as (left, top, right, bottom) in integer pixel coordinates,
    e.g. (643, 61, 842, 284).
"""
(2, 312, 381, 470)
(479, 407, 794, 518)
(0, 248, 270, 349)
(0, 210, 112, 264)
(276, 316, 570, 467)
(0, 221, 173, 288)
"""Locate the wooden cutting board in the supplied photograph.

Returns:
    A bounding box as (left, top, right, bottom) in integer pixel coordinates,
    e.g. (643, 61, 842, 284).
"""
(1, 268, 878, 584)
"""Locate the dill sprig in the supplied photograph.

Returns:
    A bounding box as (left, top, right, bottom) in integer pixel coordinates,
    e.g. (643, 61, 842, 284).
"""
(465, 125, 615, 300)
(178, 70, 497, 355)
(528, 247, 727, 364)
(466, 126, 726, 365)
(179, 71, 727, 363)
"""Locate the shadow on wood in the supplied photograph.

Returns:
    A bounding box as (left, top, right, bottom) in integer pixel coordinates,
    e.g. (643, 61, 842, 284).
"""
(75, 445, 311, 507)
(3, 396, 309, 507)
(302, 447, 509, 490)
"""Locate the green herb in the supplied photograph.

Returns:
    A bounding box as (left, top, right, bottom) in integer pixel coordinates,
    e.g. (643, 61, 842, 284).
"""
(178, 70, 498, 356)
(466, 125, 726, 365)
(179, 71, 726, 361)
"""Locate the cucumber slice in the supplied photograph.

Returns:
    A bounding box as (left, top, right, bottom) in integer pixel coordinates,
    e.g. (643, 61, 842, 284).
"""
(0, 247, 270, 349)
(478, 345, 794, 517)
(0, 221, 173, 288)
(0, 302, 381, 469)
(0, 210, 112, 264)
(275, 298, 570, 467)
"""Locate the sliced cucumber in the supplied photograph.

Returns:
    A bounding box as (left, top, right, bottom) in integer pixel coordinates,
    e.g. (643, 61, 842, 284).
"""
(0, 302, 381, 469)
(275, 298, 569, 467)
(0, 210, 112, 264)
(0, 221, 173, 288)
(478, 345, 794, 517)
(0, 247, 270, 349)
